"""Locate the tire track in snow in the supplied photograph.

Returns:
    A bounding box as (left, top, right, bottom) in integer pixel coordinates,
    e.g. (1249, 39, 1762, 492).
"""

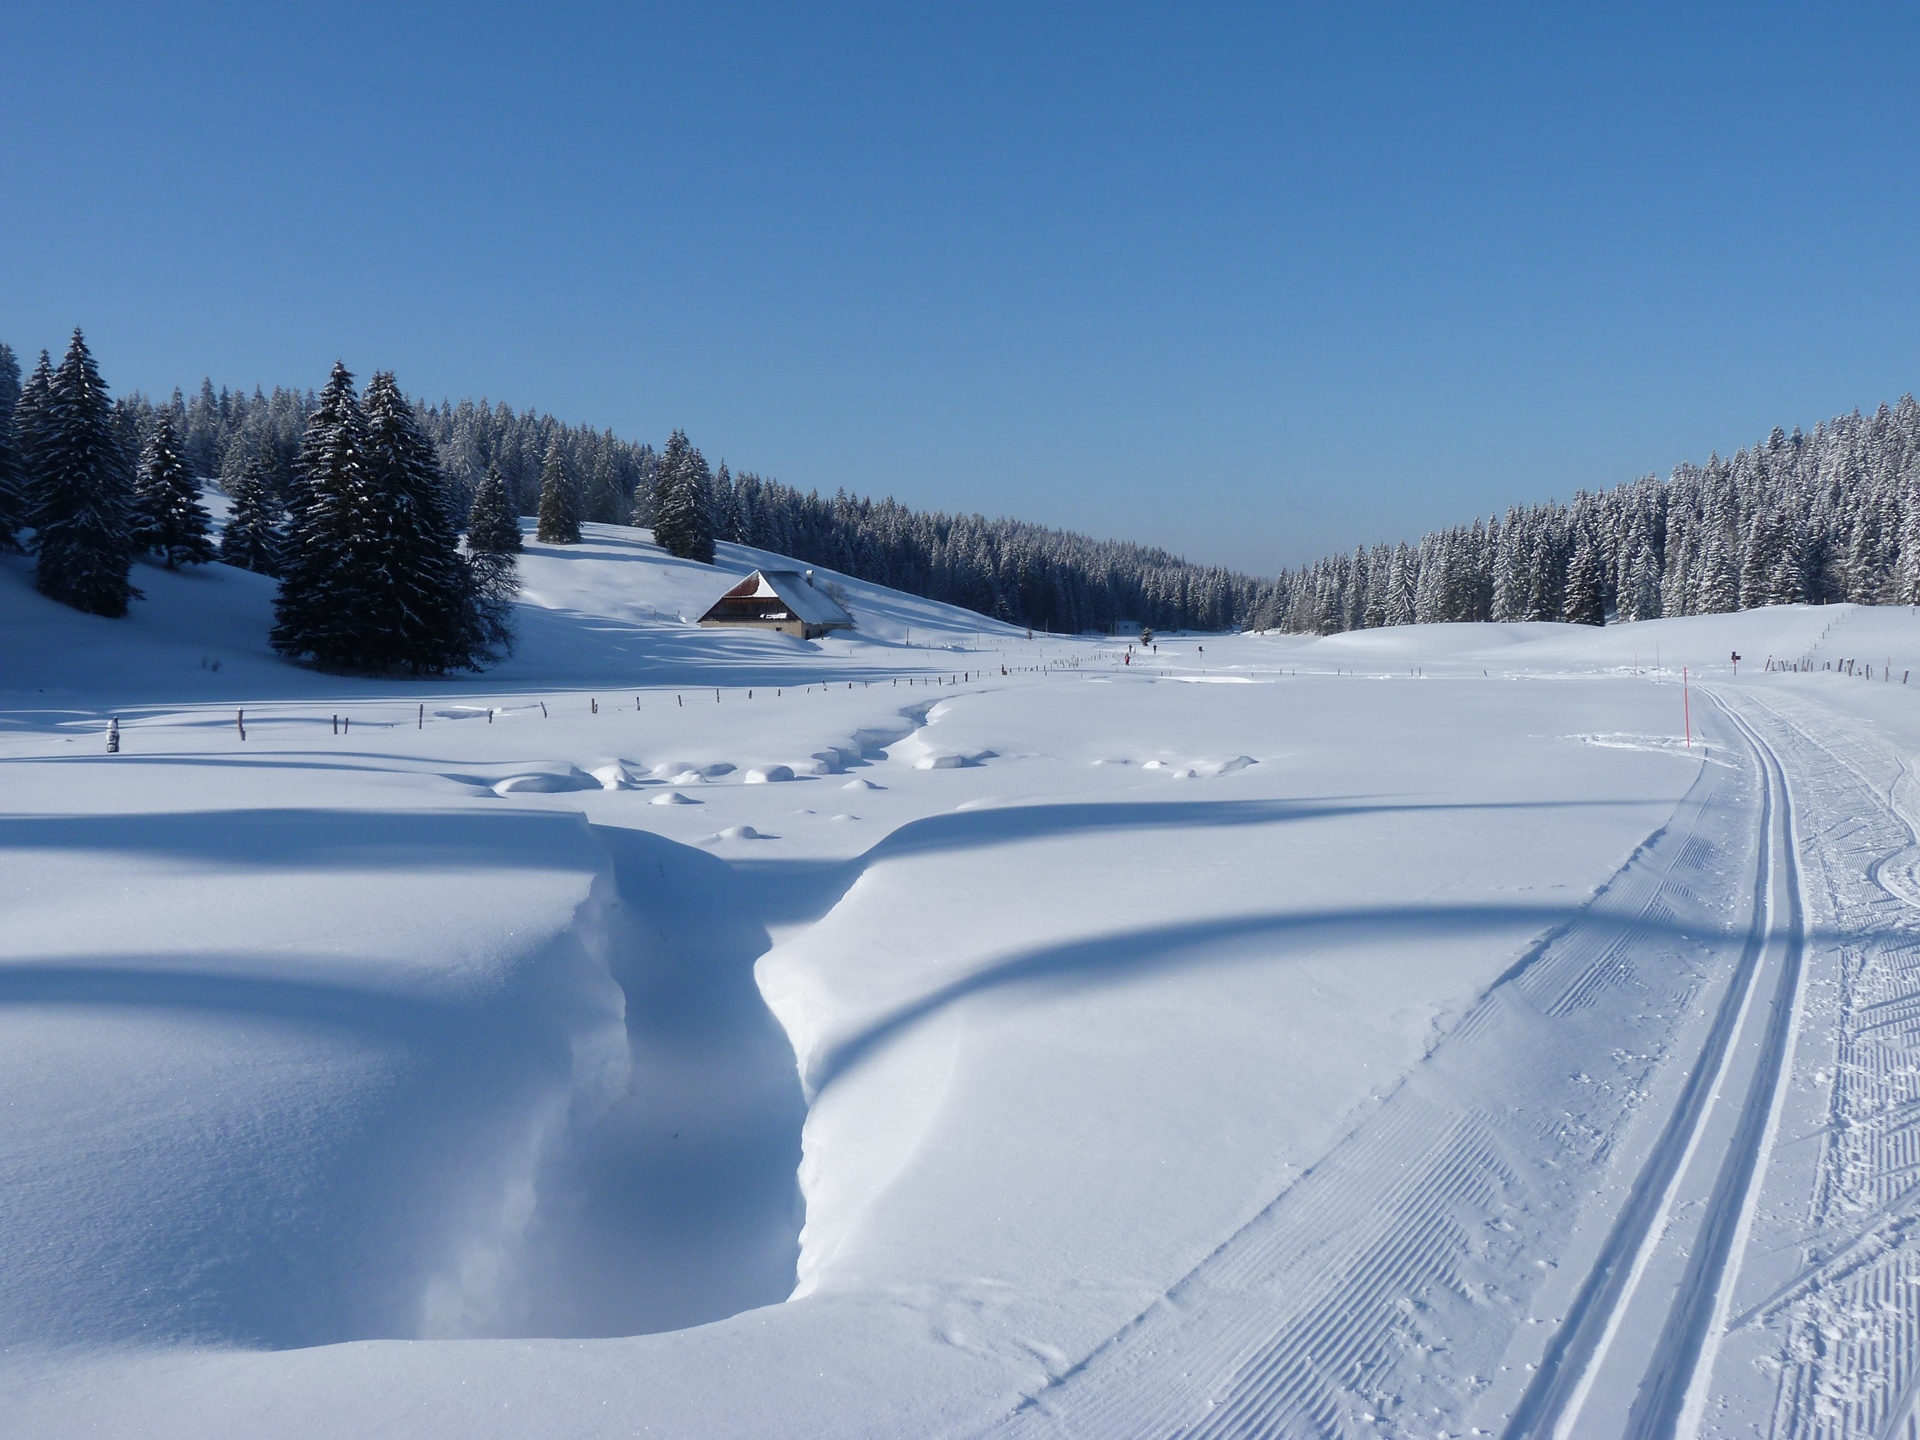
(973, 711, 1759, 1440)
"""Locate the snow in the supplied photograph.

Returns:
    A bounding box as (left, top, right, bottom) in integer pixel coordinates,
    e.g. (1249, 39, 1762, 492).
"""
(5, 516, 1920, 1436)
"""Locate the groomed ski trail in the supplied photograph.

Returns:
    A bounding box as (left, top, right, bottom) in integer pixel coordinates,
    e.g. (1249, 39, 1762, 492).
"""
(1713, 687, 1920, 1440)
(1504, 695, 1806, 1440)
(972, 698, 1775, 1440)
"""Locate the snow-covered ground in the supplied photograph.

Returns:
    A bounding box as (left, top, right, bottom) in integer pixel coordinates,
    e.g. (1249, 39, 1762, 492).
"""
(5, 520, 1920, 1437)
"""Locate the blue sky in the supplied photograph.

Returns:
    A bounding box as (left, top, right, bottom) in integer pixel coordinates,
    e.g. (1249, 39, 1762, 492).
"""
(4, 5, 1917, 573)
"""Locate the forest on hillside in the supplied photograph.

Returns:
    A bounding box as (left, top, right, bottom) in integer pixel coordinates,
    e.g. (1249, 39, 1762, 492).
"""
(26, 368, 1262, 635)
(1261, 399, 1920, 633)
(6, 334, 1919, 640)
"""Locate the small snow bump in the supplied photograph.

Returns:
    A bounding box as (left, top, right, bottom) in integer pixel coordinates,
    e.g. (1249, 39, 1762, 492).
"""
(651, 791, 699, 806)
(745, 764, 796, 784)
(843, 777, 882, 790)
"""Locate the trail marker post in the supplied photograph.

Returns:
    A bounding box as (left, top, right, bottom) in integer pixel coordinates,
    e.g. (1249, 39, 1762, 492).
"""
(1684, 666, 1691, 750)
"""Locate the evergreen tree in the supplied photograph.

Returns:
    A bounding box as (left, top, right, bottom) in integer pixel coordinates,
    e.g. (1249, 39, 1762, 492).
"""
(285, 365, 356, 530)
(1386, 543, 1416, 626)
(0, 344, 22, 552)
(357, 370, 475, 672)
(652, 428, 716, 563)
(1896, 478, 1920, 605)
(218, 451, 283, 575)
(272, 362, 372, 666)
(1562, 531, 1605, 625)
(535, 440, 581, 543)
(466, 461, 522, 553)
(34, 330, 139, 616)
(133, 409, 216, 568)
(1695, 529, 1740, 614)
(1739, 512, 1778, 609)
(14, 350, 53, 541)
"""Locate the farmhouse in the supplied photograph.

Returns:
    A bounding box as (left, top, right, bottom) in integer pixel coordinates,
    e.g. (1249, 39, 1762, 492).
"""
(698, 569, 854, 640)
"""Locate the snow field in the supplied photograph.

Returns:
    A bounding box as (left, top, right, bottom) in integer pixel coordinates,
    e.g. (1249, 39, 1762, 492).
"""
(12, 519, 1920, 1435)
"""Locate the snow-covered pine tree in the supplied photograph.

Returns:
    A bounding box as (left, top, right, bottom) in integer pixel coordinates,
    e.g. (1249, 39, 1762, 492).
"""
(359, 370, 476, 673)
(463, 545, 518, 663)
(218, 451, 283, 575)
(14, 350, 53, 540)
(535, 440, 581, 544)
(1362, 544, 1389, 628)
(133, 409, 216, 568)
(34, 330, 139, 617)
(652, 428, 716, 563)
(1766, 514, 1805, 606)
(1347, 546, 1370, 630)
(1387, 542, 1416, 626)
(1562, 530, 1605, 625)
(466, 461, 522, 554)
(713, 461, 743, 543)
(284, 367, 357, 532)
(272, 362, 371, 666)
(0, 344, 23, 552)
(1738, 512, 1777, 610)
(1896, 472, 1920, 606)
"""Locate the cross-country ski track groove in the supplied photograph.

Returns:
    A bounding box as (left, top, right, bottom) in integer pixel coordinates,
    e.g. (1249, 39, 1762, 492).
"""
(971, 694, 1814, 1440)
(1723, 689, 1920, 1440)
(1507, 696, 1805, 1440)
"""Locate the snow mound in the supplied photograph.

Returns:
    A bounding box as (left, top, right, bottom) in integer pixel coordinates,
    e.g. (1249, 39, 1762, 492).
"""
(588, 762, 642, 790)
(843, 777, 883, 791)
(652, 761, 734, 783)
(1195, 755, 1258, 777)
(745, 765, 796, 784)
(650, 791, 699, 806)
(713, 824, 769, 841)
(491, 767, 599, 795)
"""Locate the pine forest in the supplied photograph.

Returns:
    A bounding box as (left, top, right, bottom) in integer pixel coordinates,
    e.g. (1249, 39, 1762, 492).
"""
(6, 332, 1920, 651)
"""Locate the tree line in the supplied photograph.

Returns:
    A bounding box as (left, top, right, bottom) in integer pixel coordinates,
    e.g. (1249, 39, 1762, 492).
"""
(1260, 398, 1920, 634)
(12, 330, 1908, 649)
(17, 365, 1270, 634)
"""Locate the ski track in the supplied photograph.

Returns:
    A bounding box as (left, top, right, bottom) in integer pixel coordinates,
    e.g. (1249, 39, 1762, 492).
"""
(974, 708, 1765, 1440)
(1718, 690, 1920, 1440)
(962, 686, 1920, 1440)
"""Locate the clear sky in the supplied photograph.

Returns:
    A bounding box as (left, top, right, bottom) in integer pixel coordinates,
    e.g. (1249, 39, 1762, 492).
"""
(4, 5, 1917, 574)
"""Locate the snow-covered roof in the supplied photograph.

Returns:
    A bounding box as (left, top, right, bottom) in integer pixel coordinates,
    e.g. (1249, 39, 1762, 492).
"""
(702, 569, 854, 628)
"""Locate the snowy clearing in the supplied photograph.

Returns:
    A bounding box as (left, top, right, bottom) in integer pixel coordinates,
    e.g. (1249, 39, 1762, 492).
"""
(5, 524, 1920, 1437)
